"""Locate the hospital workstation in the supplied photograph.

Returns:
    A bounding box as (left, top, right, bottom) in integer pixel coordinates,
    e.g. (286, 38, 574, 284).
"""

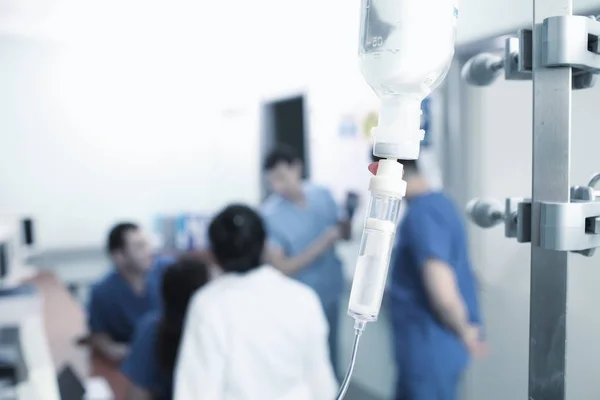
(3, 0, 600, 399)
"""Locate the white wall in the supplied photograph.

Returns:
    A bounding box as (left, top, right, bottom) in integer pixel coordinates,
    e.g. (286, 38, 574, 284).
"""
(0, 0, 370, 249)
(3, 0, 600, 250)
(460, 78, 533, 400)
(0, 34, 261, 249)
(4, 0, 600, 45)
(460, 64, 600, 400)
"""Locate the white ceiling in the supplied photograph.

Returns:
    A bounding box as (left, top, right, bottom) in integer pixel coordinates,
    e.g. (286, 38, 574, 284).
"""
(3, 0, 600, 44)
(0, 0, 59, 26)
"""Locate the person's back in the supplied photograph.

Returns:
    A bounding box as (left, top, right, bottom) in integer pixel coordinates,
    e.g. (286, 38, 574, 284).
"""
(183, 265, 336, 399)
(376, 158, 484, 400)
(392, 192, 479, 320)
(174, 204, 337, 400)
(391, 193, 480, 370)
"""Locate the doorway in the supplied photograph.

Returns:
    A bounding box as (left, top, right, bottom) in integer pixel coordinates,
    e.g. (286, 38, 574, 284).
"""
(260, 95, 308, 199)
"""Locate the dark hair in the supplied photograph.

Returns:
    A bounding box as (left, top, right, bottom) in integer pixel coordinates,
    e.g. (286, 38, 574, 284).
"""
(156, 258, 210, 374)
(370, 153, 418, 172)
(264, 145, 301, 171)
(106, 222, 139, 253)
(208, 204, 266, 273)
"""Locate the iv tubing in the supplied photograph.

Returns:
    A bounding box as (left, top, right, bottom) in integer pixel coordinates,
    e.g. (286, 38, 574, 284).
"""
(335, 319, 367, 400)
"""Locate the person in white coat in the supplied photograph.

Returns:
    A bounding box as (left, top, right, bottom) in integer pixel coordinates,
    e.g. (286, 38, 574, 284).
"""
(174, 204, 338, 400)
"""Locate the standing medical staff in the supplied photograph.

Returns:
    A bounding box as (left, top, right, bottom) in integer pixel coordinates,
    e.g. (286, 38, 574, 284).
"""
(174, 204, 337, 400)
(88, 223, 174, 363)
(372, 159, 486, 400)
(261, 146, 349, 374)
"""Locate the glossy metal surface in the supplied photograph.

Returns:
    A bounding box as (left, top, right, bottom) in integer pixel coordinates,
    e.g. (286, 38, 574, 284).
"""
(529, 0, 572, 399)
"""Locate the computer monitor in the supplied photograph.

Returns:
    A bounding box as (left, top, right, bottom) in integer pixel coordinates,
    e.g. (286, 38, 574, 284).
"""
(0, 243, 8, 286)
(0, 221, 21, 286)
(21, 219, 34, 247)
(0, 226, 16, 287)
(0, 216, 30, 255)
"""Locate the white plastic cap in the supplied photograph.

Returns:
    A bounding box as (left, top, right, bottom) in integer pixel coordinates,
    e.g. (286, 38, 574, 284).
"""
(372, 135, 423, 160)
(372, 98, 424, 160)
(369, 159, 407, 198)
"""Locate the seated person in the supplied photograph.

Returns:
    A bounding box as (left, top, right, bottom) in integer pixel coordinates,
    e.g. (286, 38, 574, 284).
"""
(88, 222, 173, 363)
(122, 258, 210, 400)
(174, 204, 338, 400)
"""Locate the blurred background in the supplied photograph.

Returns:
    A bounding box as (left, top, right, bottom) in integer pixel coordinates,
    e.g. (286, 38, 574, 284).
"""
(1, 0, 600, 399)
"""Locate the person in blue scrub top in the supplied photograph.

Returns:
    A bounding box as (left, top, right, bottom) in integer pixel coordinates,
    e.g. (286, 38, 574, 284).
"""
(122, 258, 209, 400)
(370, 158, 487, 400)
(261, 146, 350, 375)
(88, 222, 174, 363)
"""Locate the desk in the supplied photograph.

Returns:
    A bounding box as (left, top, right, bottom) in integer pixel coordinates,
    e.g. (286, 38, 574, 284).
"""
(25, 271, 127, 399)
(24, 250, 213, 399)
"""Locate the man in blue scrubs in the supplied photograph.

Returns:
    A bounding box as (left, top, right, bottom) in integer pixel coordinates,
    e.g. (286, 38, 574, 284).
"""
(262, 146, 349, 375)
(88, 222, 172, 363)
(377, 159, 486, 400)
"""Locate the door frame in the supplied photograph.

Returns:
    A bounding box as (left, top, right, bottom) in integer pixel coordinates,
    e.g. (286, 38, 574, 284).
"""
(259, 91, 310, 200)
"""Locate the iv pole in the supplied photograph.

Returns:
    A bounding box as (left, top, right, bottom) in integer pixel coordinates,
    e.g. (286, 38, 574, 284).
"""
(529, 0, 571, 398)
(460, 0, 600, 397)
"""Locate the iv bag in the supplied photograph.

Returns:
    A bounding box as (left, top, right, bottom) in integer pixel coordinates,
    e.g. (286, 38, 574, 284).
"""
(359, 0, 458, 98)
(358, 0, 458, 159)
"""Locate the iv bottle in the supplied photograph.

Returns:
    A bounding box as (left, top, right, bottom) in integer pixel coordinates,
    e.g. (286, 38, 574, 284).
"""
(359, 0, 459, 159)
(349, 160, 405, 322)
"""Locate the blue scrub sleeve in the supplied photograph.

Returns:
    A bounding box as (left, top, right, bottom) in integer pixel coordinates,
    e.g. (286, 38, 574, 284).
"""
(470, 273, 484, 327)
(263, 219, 290, 255)
(406, 210, 453, 270)
(87, 288, 108, 334)
(267, 235, 287, 253)
(322, 189, 341, 225)
(121, 317, 159, 390)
